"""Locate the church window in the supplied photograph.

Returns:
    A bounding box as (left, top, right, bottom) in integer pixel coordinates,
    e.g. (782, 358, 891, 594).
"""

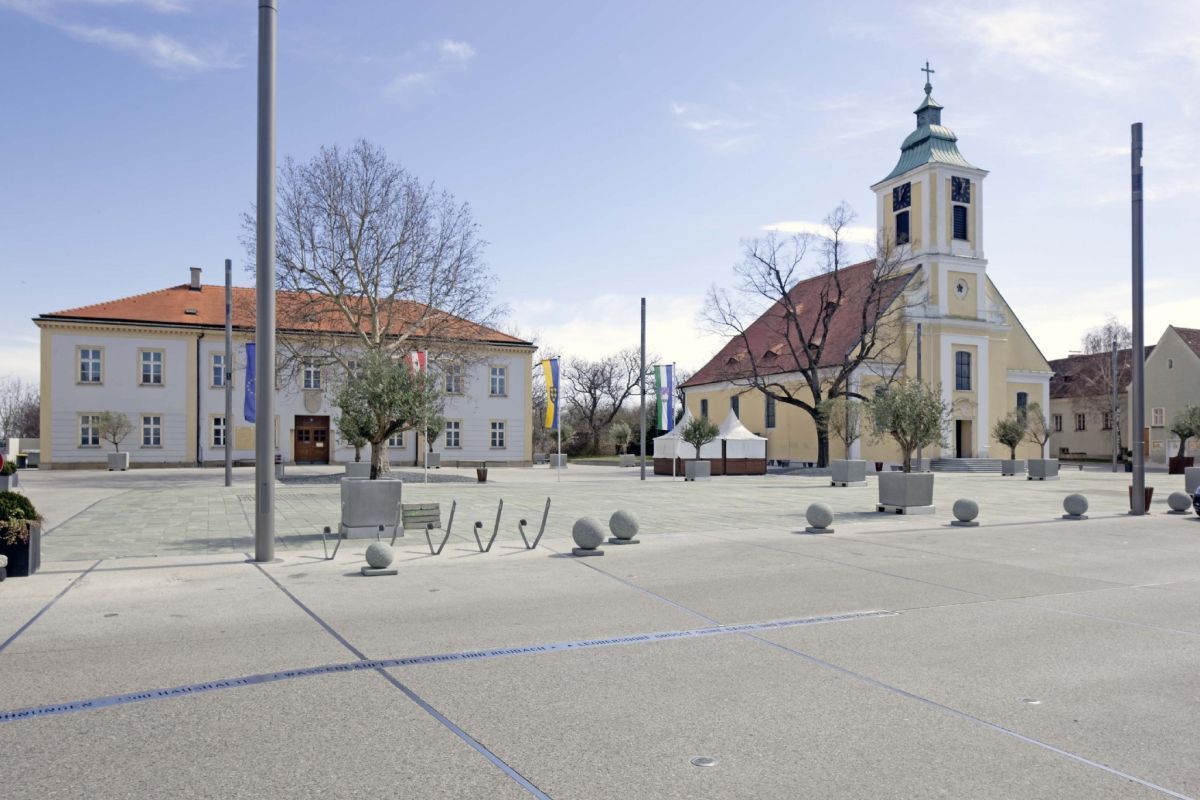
(892, 182, 911, 210)
(700, 399, 708, 419)
(765, 395, 776, 429)
(895, 210, 910, 245)
(731, 395, 740, 417)
(955, 351, 971, 391)
(952, 205, 968, 240)
(952, 176, 971, 203)
(1016, 392, 1028, 410)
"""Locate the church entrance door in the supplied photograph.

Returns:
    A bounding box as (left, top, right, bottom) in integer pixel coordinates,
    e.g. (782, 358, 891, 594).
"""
(955, 420, 973, 458)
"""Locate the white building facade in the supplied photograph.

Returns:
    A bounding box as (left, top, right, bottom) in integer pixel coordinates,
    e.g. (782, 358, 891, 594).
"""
(35, 270, 535, 468)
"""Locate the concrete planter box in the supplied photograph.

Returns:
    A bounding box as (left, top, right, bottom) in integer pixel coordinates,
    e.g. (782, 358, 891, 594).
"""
(619, 454, 636, 468)
(107, 452, 130, 471)
(877, 472, 934, 514)
(0, 522, 41, 577)
(344, 462, 372, 478)
(549, 454, 567, 468)
(339, 477, 403, 538)
(425, 452, 441, 469)
(1027, 458, 1059, 481)
(830, 459, 867, 487)
(684, 461, 711, 481)
(1185, 466, 1200, 496)
(1000, 459, 1025, 476)
(0, 473, 17, 491)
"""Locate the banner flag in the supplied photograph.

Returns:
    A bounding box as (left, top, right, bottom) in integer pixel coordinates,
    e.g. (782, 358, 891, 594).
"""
(654, 364, 675, 431)
(244, 343, 256, 423)
(408, 351, 427, 372)
(541, 358, 560, 431)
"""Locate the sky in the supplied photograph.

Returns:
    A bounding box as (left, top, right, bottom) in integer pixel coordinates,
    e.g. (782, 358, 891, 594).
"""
(2, 0, 1198, 386)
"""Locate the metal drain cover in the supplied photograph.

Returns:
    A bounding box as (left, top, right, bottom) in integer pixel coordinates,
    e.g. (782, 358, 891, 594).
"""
(690, 756, 718, 767)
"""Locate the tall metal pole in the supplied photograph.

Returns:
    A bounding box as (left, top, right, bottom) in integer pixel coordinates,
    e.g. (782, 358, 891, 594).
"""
(639, 298, 646, 481)
(1111, 339, 1118, 473)
(1130, 122, 1146, 515)
(224, 258, 233, 487)
(916, 322, 923, 470)
(254, 0, 277, 559)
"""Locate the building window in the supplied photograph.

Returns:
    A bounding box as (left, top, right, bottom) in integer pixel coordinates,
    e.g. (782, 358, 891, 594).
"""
(387, 431, 404, 448)
(212, 416, 227, 447)
(79, 414, 100, 447)
(895, 210, 910, 245)
(731, 395, 740, 417)
(303, 361, 321, 390)
(142, 415, 162, 447)
(1102, 412, 1113, 430)
(212, 353, 227, 388)
(444, 420, 461, 449)
(1053, 414, 1063, 433)
(700, 399, 709, 419)
(79, 348, 102, 384)
(490, 421, 506, 449)
(345, 359, 360, 378)
(955, 351, 971, 391)
(765, 395, 776, 429)
(140, 349, 164, 385)
(1016, 392, 1028, 410)
(1151, 407, 1165, 427)
(445, 365, 464, 395)
(489, 366, 506, 397)
(1075, 413, 1086, 432)
(953, 205, 968, 241)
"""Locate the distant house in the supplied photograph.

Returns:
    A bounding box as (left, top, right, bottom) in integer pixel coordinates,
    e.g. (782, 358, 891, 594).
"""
(34, 267, 535, 469)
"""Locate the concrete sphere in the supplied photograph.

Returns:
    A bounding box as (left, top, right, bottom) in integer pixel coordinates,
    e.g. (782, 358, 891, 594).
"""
(1063, 494, 1089, 517)
(1168, 491, 1192, 512)
(805, 502, 834, 530)
(572, 517, 605, 550)
(952, 498, 980, 523)
(609, 510, 640, 540)
(365, 542, 395, 569)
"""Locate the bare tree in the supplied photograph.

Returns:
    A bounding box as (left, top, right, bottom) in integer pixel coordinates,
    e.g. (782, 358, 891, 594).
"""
(0, 378, 39, 438)
(243, 139, 504, 385)
(1078, 316, 1133, 455)
(564, 348, 649, 455)
(96, 411, 132, 453)
(702, 203, 918, 466)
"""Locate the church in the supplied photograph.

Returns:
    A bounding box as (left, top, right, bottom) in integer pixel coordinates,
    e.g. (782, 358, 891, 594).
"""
(682, 69, 1053, 468)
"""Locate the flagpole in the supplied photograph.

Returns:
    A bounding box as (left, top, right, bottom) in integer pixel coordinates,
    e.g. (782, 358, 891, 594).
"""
(672, 361, 678, 482)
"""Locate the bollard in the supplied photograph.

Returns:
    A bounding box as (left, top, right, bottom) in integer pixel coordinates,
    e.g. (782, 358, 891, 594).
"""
(804, 502, 834, 534)
(951, 498, 979, 528)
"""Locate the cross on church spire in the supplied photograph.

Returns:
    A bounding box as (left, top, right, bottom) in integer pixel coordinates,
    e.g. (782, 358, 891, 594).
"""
(921, 61, 935, 96)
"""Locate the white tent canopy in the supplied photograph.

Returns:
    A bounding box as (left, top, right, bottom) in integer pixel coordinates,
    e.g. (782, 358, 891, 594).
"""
(718, 410, 768, 459)
(651, 408, 720, 459)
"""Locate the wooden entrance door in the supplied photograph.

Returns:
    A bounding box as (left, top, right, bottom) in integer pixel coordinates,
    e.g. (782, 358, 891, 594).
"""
(294, 415, 330, 464)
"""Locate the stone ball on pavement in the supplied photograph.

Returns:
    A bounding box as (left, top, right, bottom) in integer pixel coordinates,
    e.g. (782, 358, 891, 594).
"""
(572, 517, 605, 550)
(609, 510, 640, 540)
(1063, 494, 1089, 517)
(1168, 491, 1192, 512)
(806, 502, 834, 530)
(952, 498, 979, 523)
(365, 542, 395, 569)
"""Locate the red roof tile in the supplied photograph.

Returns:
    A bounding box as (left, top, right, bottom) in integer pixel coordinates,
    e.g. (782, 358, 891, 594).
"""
(38, 284, 531, 347)
(1048, 346, 1153, 400)
(1173, 326, 1200, 360)
(684, 259, 915, 388)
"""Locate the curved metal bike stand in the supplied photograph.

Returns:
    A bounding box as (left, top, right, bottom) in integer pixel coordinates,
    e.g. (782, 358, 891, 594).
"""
(518, 498, 551, 550)
(472, 499, 504, 553)
(321, 526, 341, 560)
(424, 500, 457, 556)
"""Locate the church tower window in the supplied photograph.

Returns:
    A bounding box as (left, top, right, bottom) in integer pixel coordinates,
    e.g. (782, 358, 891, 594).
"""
(952, 205, 968, 240)
(895, 211, 910, 244)
(955, 351, 971, 390)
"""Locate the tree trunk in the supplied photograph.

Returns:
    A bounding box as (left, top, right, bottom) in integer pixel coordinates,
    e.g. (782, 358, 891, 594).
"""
(1178, 438, 1189, 459)
(815, 429, 830, 468)
(353, 444, 362, 463)
(369, 441, 389, 480)
(902, 449, 913, 473)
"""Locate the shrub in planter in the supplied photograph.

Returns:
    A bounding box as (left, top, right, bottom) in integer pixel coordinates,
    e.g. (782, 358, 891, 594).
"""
(0, 459, 16, 491)
(97, 411, 132, 471)
(0, 491, 43, 577)
(681, 417, 719, 482)
(867, 380, 948, 512)
(1168, 406, 1200, 474)
(993, 409, 1027, 476)
(1024, 402, 1059, 481)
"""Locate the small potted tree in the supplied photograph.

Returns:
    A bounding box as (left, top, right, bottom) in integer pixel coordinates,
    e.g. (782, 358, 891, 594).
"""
(1024, 403, 1059, 480)
(821, 397, 866, 486)
(0, 458, 17, 491)
(0, 491, 43, 577)
(610, 421, 635, 467)
(336, 410, 371, 478)
(1167, 406, 1199, 474)
(681, 416, 719, 481)
(423, 415, 445, 469)
(97, 411, 132, 471)
(868, 380, 949, 513)
(992, 410, 1027, 476)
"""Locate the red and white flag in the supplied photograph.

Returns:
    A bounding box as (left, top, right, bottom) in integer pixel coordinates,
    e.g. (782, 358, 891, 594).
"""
(408, 351, 427, 372)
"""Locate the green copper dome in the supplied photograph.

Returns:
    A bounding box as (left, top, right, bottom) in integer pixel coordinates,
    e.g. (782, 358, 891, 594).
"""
(882, 81, 978, 182)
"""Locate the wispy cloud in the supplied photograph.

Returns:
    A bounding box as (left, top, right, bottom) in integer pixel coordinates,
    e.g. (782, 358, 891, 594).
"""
(762, 220, 877, 245)
(670, 101, 757, 154)
(385, 38, 476, 100)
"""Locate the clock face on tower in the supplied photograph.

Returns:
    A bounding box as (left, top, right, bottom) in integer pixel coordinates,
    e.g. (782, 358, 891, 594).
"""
(951, 176, 971, 203)
(892, 182, 911, 210)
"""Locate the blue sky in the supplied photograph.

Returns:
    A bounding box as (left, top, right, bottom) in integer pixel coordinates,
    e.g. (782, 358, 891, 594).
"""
(2, 0, 1197, 384)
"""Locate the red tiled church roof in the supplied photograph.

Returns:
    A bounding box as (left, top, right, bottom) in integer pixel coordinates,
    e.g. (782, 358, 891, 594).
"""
(38, 283, 531, 347)
(683, 259, 916, 388)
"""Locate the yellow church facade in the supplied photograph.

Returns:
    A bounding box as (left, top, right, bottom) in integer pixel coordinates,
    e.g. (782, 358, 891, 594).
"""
(683, 75, 1053, 466)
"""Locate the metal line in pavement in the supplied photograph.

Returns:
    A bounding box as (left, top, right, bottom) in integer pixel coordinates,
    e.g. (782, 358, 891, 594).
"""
(0, 560, 102, 655)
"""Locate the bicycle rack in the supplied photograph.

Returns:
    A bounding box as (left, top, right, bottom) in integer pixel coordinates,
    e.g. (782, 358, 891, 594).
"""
(321, 526, 342, 560)
(518, 498, 551, 550)
(472, 499, 503, 553)
(424, 500, 457, 556)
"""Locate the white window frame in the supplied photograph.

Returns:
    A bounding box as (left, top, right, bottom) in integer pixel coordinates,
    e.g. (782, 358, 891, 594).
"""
(79, 413, 100, 447)
(77, 346, 103, 385)
(141, 414, 163, 448)
(444, 419, 462, 449)
(303, 361, 322, 390)
(211, 352, 228, 388)
(387, 431, 405, 448)
(489, 366, 507, 397)
(490, 420, 506, 449)
(1052, 414, 1062, 433)
(445, 365, 464, 395)
(139, 349, 165, 386)
(1151, 407, 1165, 427)
(1074, 413, 1086, 432)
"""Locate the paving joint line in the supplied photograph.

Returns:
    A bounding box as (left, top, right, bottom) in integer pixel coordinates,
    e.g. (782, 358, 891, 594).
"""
(245, 557, 552, 800)
(0, 560, 102, 655)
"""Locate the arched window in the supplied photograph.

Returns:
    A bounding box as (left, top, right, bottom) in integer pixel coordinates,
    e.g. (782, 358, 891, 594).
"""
(955, 351, 971, 391)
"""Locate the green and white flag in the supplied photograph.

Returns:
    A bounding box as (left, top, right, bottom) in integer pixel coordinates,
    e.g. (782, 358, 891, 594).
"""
(654, 364, 676, 430)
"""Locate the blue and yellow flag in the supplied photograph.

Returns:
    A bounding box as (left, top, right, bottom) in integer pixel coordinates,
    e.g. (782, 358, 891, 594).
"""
(541, 358, 560, 430)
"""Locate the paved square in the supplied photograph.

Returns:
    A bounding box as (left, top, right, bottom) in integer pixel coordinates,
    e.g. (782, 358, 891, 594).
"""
(3, 465, 1199, 798)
